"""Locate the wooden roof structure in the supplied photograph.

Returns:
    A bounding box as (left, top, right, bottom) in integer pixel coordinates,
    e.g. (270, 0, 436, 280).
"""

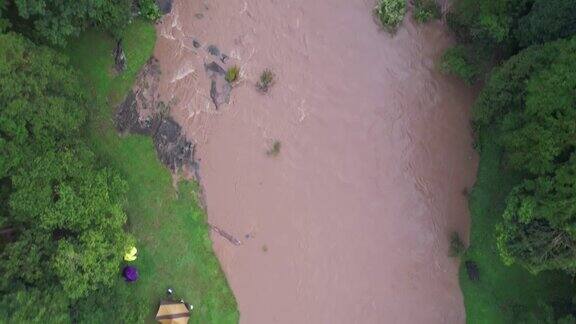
(155, 299, 190, 324)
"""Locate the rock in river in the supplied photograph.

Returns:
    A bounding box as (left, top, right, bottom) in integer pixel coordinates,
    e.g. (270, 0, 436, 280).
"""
(207, 45, 220, 57)
(204, 61, 231, 109)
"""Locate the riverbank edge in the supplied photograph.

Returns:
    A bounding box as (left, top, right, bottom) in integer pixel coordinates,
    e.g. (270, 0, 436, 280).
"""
(459, 127, 573, 323)
(64, 20, 239, 322)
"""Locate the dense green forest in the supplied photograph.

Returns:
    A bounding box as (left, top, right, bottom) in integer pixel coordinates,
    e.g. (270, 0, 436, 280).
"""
(0, 1, 139, 319)
(0, 0, 237, 322)
(442, 0, 576, 322)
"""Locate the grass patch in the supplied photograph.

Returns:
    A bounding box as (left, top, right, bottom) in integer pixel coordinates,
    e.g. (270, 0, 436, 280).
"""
(460, 128, 573, 323)
(64, 20, 238, 323)
(257, 69, 275, 93)
(225, 65, 240, 83)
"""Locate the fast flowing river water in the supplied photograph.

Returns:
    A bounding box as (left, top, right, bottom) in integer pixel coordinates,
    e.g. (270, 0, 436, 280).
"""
(154, 0, 478, 322)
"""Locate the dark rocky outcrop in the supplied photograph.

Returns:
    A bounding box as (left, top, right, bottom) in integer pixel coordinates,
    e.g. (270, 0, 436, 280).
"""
(155, 0, 173, 14)
(113, 40, 127, 73)
(154, 118, 194, 171)
(116, 57, 195, 172)
(465, 261, 480, 282)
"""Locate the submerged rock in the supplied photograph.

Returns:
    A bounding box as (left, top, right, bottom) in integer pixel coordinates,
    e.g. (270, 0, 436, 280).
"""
(220, 54, 229, 64)
(204, 61, 231, 108)
(210, 78, 232, 109)
(207, 45, 220, 57)
(153, 118, 194, 171)
(205, 61, 226, 76)
(465, 261, 479, 282)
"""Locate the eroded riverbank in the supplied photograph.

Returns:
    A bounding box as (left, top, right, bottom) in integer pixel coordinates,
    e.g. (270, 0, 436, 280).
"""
(154, 0, 477, 322)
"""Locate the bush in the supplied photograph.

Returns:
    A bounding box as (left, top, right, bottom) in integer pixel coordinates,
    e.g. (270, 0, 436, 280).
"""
(449, 232, 466, 257)
(412, 0, 441, 23)
(225, 65, 240, 83)
(439, 45, 479, 84)
(257, 69, 275, 93)
(139, 0, 162, 22)
(266, 141, 281, 157)
(375, 0, 407, 31)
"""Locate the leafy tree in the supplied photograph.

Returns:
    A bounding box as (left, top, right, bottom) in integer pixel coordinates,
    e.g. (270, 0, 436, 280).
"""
(11, 0, 133, 45)
(499, 37, 576, 174)
(0, 32, 86, 178)
(476, 36, 576, 274)
(472, 40, 560, 126)
(441, 0, 532, 82)
(0, 32, 132, 305)
(497, 159, 576, 273)
(447, 0, 532, 45)
(516, 0, 576, 47)
(3, 147, 131, 300)
(439, 45, 480, 84)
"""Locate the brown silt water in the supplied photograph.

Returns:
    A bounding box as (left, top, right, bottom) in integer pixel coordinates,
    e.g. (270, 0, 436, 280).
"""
(154, 0, 478, 323)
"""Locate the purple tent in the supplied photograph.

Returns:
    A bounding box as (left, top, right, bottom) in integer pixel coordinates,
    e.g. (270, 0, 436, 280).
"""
(123, 266, 139, 282)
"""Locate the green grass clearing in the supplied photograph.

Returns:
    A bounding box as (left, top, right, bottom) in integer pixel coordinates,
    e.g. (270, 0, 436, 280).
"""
(460, 128, 573, 323)
(64, 20, 238, 323)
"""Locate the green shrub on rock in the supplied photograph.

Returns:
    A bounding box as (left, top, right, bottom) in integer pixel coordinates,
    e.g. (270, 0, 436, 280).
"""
(139, 0, 162, 22)
(375, 0, 407, 31)
(226, 65, 240, 83)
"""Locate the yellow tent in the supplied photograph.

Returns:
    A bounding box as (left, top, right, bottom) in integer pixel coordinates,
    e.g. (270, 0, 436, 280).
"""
(155, 300, 190, 324)
(124, 246, 138, 261)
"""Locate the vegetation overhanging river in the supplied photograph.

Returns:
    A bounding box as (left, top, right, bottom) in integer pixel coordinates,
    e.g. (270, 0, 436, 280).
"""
(154, 0, 478, 322)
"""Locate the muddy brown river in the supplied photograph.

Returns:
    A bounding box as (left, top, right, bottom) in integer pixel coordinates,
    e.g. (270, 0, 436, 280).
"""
(154, 0, 478, 322)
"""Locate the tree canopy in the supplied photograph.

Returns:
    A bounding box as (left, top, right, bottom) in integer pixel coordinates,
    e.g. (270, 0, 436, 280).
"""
(10, 0, 133, 45)
(474, 36, 576, 274)
(516, 0, 576, 47)
(0, 32, 86, 178)
(0, 31, 131, 318)
(442, 0, 576, 83)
